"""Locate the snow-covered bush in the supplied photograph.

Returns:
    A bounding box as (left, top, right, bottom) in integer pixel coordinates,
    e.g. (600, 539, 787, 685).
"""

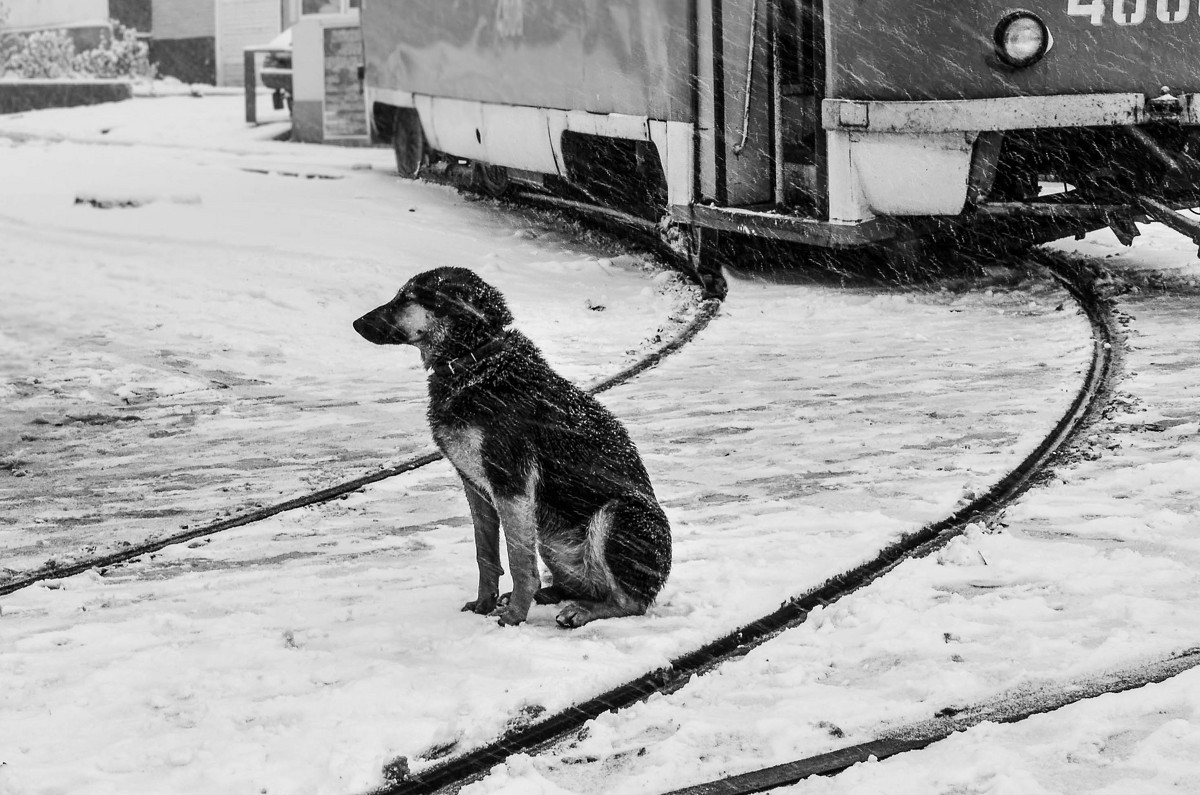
(0, 3, 13, 71)
(2, 20, 155, 80)
(0, 32, 15, 77)
(4, 29, 76, 79)
(72, 23, 155, 79)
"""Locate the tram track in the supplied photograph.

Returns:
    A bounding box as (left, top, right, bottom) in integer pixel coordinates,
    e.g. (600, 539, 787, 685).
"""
(365, 249, 1122, 795)
(5, 167, 1127, 794)
(665, 644, 1200, 795)
(9, 93, 1195, 792)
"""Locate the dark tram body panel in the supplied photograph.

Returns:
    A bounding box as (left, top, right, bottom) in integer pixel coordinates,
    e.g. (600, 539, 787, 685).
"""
(826, 1, 1200, 101)
(362, 0, 694, 121)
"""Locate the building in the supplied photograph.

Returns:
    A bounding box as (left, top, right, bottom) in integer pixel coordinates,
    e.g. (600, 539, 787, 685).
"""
(150, 0, 278, 87)
(2, 0, 110, 31)
(149, 0, 359, 87)
(2, 0, 359, 87)
(2, 0, 114, 50)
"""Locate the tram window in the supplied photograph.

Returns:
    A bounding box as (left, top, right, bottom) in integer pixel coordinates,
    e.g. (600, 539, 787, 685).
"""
(780, 0, 823, 95)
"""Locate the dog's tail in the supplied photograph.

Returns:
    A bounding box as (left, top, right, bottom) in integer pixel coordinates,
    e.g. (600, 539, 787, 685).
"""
(593, 493, 672, 609)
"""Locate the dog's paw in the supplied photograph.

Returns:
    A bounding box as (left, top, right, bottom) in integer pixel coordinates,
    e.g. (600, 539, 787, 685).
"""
(491, 605, 528, 627)
(462, 594, 498, 615)
(555, 603, 593, 629)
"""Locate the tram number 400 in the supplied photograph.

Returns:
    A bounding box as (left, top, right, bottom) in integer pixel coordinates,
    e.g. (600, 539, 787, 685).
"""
(1068, 0, 1193, 25)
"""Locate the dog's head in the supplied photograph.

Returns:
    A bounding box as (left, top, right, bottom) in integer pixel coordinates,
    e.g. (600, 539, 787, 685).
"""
(353, 267, 513, 357)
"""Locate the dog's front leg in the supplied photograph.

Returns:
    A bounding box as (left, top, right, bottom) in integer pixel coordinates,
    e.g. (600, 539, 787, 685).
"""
(459, 477, 503, 615)
(492, 492, 540, 626)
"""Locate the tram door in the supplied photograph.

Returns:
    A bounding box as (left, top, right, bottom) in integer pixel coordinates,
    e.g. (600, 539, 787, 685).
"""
(695, 0, 768, 208)
(695, 0, 824, 214)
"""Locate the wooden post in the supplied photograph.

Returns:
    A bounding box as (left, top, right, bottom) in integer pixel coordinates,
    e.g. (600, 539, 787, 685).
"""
(244, 49, 258, 123)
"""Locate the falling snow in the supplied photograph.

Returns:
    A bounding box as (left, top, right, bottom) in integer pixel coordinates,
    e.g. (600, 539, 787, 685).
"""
(2, 91, 1200, 795)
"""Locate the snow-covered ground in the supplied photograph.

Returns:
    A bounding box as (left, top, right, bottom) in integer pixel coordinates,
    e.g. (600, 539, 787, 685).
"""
(2, 93, 1199, 795)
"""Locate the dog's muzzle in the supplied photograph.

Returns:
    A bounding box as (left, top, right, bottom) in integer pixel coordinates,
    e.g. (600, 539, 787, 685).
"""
(353, 308, 405, 345)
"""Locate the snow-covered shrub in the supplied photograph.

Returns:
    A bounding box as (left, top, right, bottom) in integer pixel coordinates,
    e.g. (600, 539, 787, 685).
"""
(72, 23, 155, 80)
(5, 29, 76, 79)
(0, 3, 14, 72)
(2, 21, 155, 80)
(0, 33, 16, 76)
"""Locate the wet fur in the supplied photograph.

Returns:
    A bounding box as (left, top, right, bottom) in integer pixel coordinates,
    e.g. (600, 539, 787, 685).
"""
(353, 267, 671, 628)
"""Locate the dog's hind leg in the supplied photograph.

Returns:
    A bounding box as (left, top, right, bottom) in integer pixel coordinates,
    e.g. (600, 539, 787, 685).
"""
(555, 497, 672, 629)
(460, 477, 504, 616)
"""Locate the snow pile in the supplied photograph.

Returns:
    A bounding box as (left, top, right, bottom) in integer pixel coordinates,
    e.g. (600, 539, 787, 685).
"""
(0, 91, 292, 151)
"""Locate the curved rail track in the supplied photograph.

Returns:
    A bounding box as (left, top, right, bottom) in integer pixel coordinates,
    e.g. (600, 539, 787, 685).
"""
(665, 644, 1200, 795)
(357, 248, 1124, 795)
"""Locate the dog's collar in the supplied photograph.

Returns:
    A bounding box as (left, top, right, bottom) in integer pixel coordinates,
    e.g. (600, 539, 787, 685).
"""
(432, 335, 508, 377)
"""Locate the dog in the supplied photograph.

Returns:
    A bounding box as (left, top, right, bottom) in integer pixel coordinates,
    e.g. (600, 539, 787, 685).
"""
(353, 267, 671, 628)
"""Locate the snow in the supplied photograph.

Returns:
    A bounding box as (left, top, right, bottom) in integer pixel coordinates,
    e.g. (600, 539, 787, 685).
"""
(778, 666, 1200, 795)
(3, 91, 1200, 795)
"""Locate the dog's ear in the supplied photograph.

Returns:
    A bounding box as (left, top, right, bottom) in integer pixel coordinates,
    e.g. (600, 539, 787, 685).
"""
(416, 268, 513, 330)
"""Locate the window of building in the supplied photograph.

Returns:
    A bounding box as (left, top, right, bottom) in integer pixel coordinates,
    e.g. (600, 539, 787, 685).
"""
(301, 0, 357, 14)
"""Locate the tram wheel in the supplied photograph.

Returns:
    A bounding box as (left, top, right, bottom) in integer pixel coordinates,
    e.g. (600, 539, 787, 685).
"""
(392, 108, 425, 179)
(472, 162, 511, 198)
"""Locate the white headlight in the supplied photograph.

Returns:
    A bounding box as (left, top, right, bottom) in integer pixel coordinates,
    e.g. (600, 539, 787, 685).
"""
(995, 12, 1050, 68)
